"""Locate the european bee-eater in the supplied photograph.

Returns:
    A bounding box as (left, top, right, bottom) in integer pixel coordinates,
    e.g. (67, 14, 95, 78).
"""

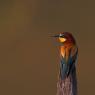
(53, 32, 78, 95)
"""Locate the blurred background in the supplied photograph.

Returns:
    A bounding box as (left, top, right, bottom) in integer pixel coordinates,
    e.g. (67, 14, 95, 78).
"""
(0, 0, 95, 95)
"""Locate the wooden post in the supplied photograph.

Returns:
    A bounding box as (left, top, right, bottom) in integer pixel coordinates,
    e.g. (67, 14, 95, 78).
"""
(57, 66, 77, 95)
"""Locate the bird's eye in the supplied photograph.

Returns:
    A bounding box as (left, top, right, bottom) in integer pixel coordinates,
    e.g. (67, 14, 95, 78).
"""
(59, 33, 64, 37)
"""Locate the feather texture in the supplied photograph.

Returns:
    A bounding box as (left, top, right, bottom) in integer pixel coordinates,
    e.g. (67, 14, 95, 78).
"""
(58, 45, 78, 95)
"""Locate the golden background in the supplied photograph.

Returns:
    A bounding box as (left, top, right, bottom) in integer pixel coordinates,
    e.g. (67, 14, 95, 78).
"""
(0, 0, 95, 95)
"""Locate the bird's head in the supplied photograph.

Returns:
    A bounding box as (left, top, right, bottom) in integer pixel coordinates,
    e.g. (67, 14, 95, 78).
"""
(53, 32, 76, 44)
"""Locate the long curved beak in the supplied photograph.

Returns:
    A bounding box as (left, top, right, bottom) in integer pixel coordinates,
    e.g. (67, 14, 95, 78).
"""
(51, 34, 64, 38)
(51, 35, 59, 37)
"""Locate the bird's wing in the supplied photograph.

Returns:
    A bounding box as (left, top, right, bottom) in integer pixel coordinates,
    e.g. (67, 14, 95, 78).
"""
(60, 46, 78, 79)
(67, 46, 78, 77)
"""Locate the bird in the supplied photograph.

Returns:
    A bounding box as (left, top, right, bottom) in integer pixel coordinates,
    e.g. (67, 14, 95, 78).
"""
(53, 32, 78, 95)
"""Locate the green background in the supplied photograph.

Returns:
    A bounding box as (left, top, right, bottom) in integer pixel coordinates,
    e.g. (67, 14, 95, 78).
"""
(0, 0, 95, 95)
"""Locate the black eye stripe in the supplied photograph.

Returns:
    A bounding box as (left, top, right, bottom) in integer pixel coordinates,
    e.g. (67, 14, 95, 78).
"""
(60, 36, 64, 38)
